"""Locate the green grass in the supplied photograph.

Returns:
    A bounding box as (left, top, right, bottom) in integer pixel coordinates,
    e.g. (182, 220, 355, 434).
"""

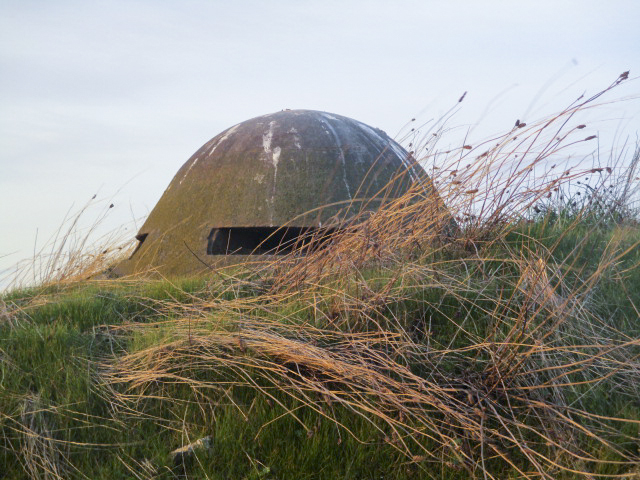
(2, 212, 639, 479)
(0, 280, 427, 479)
(3, 80, 640, 478)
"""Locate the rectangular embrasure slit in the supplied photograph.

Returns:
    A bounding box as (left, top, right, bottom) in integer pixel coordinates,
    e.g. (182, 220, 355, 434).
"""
(206, 227, 335, 255)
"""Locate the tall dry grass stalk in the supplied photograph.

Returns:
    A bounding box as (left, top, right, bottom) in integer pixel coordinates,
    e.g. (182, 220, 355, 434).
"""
(2, 196, 136, 291)
(18, 394, 66, 480)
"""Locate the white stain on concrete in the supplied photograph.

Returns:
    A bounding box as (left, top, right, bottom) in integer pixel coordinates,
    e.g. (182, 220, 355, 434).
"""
(208, 123, 240, 156)
(320, 116, 352, 199)
(179, 123, 241, 185)
(262, 120, 280, 224)
(179, 156, 199, 185)
(355, 121, 417, 181)
(263, 121, 282, 170)
(288, 127, 302, 149)
(272, 146, 281, 168)
(262, 122, 274, 155)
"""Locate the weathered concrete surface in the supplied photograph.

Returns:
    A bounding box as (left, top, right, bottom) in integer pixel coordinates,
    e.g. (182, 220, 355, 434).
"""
(116, 110, 431, 276)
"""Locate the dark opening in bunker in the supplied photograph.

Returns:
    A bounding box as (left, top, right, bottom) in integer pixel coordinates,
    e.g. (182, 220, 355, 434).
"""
(129, 233, 148, 259)
(206, 227, 336, 255)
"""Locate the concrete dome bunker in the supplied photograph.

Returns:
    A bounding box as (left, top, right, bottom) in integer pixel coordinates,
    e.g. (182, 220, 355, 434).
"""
(116, 109, 433, 276)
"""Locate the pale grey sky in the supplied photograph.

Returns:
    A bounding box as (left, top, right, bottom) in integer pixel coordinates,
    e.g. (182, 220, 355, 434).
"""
(1, 0, 638, 279)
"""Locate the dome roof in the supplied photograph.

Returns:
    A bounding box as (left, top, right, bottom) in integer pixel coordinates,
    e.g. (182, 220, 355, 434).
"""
(117, 109, 428, 276)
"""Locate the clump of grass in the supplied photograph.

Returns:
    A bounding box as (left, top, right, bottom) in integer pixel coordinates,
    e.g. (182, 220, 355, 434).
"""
(18, 393, 67, 480)
(531, 140, 640, 229)
(2, 195, 135, 292)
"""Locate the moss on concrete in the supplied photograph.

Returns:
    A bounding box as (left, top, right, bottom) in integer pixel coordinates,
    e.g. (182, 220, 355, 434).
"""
(117, 110, 435, 276)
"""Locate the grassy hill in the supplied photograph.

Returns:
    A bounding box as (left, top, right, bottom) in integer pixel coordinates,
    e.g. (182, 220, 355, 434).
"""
(2, 214, 639, 479)
(2, 79, 639, 479)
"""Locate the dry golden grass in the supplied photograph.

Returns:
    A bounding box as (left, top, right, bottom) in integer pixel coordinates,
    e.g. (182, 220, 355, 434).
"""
(92, 73, 640, 478)
(2, 196, 136, 291)
(2, 72, 638, 478)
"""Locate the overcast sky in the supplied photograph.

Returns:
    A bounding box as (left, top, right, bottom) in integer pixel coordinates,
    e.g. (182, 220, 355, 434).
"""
(1, 0, 638, 281)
